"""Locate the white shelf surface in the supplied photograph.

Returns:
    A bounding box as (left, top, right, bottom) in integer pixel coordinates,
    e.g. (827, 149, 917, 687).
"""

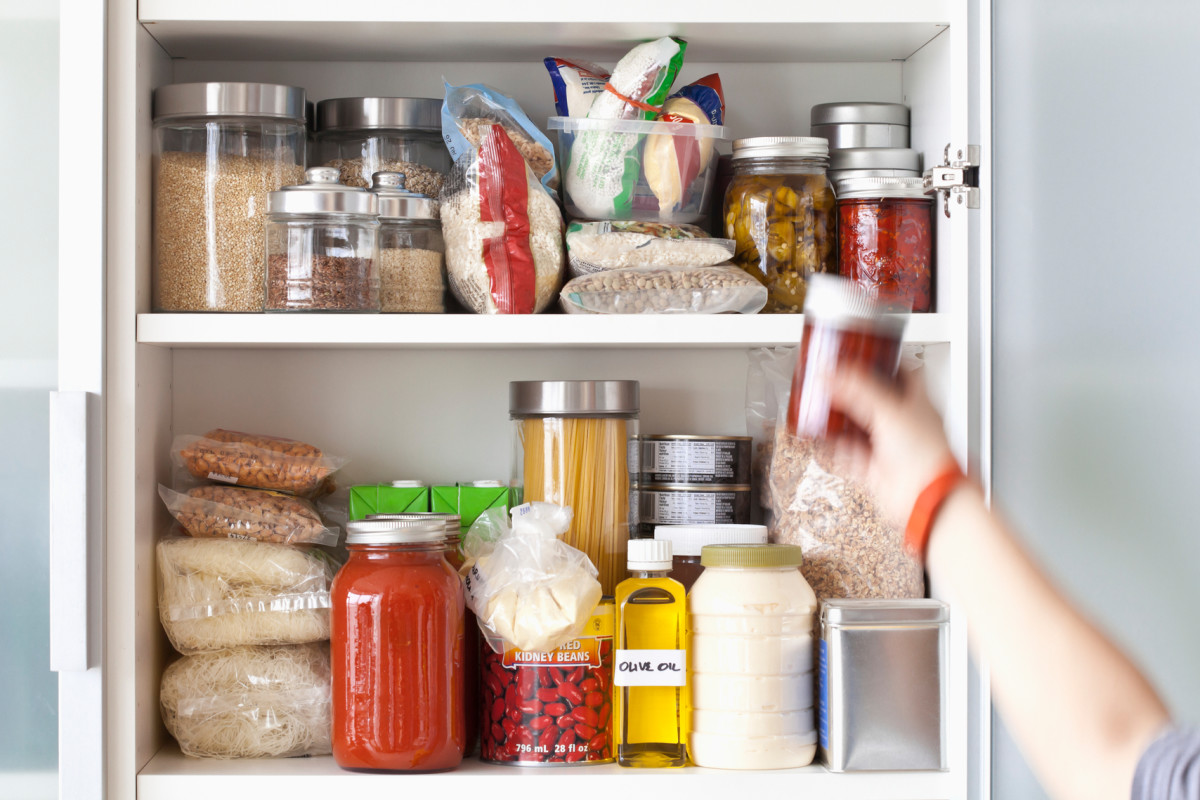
(136, 312, 951, 349)
(138, 745, 956, 800)
(139, 0, 950, 62)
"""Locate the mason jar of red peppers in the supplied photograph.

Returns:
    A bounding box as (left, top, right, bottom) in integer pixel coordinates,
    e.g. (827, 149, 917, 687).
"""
(332, 518, 465, 772)
(787, 274, 906, 443)
(836, 176, 934, 312)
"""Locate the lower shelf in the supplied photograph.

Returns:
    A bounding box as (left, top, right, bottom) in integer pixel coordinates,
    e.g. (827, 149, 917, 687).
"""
(138, 744, 958, 800)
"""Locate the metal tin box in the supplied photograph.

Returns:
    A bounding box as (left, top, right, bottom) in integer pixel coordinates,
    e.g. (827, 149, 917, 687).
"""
(818, 599, 949, 772)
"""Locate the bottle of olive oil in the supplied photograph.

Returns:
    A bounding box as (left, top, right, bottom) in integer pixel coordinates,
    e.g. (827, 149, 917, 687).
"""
(614, 539, 687, 767)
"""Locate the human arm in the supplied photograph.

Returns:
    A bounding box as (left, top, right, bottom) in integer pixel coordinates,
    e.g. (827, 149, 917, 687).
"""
(830, 367, 1169, 800)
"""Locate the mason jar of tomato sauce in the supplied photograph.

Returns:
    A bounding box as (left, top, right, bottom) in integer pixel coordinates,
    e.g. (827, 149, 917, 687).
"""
(836, 176, 934, 312)
(787, 274, 906, 443)
(333, 518, 465, 771)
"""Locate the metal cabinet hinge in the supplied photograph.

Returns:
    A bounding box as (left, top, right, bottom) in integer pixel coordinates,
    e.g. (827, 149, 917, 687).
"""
(924, 144, 980, 217)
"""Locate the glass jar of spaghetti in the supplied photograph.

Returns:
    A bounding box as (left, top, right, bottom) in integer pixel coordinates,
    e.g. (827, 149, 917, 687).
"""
(787, 274, 906, 443)
(836, 176, 934, 312)
(723, 137, 837, 313)
(332, 518, 465, 771)
(509, 380, 639, 595)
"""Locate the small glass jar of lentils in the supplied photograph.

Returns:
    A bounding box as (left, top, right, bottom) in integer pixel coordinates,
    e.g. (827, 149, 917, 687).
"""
(723, 137, 837, 313)
(371, 172, 447, 313)
(152, 82, 307, 312)
(265, 167, 380, 312)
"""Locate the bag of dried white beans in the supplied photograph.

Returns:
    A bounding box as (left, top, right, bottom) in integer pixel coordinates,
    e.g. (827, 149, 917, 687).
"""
(565, 220, 735, 278)
(559, 264, 767, 314)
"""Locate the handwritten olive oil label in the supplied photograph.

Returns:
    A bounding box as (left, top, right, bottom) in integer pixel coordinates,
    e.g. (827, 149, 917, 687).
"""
(613, 649, 686, 687)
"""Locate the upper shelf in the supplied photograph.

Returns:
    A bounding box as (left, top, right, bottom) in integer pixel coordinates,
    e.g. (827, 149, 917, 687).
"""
(135, 313, 952, 349)
(139, 0, 950, 62)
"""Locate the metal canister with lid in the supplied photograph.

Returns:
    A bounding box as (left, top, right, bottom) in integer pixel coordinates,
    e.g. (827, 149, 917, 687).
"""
(371, 171, 447, 313)
(827, 147, 921, 186)
(723, 137, 837, 313)
(810, 102, 910, 149)
(316, 97, 448, 194)
(836, 176, 934, 312)
(265, 166, 380, 312)
(819, 599, 950, 772)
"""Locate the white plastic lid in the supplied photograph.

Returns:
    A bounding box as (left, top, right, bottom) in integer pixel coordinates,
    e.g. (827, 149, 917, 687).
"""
(471, 480, 505, 488)
(391, 480, 426, 488)
(654, 524, 769, 557)
(627, 538, 673, 571)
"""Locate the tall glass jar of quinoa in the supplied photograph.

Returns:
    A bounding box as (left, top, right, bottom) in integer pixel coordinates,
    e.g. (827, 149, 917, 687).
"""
(723, 137, 837, 313)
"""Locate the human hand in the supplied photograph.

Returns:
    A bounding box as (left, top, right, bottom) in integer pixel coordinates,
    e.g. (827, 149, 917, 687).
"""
(829, 365, 956, 527)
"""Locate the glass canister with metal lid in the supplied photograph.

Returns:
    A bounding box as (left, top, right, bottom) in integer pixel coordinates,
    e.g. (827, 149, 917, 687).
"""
(723, 137, 837, 313)
(371, 172, 447, 313)
(265, 167, 380, 312)
(836, 176, 934, 312)
(152, 82, 307, 312)
(316, 97, 448, 195)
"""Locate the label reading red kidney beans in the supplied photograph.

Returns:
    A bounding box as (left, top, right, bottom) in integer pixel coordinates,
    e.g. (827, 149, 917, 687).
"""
(479, 603, 614, 765)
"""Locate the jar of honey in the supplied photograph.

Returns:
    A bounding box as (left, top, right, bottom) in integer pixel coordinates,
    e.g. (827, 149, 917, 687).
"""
(332, 517, 465, 771)
(723, 137, 837, 313)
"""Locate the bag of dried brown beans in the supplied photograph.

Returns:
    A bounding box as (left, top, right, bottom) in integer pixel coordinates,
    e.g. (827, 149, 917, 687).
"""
(173, 429, 346, 498)
(160, 484, 340, 546)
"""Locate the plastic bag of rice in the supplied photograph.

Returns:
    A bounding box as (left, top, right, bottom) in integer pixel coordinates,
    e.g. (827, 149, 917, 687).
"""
(565, 220, 735, 277)
(160, 643, 332, 758)
(441, 123, 564, 314)
(157, 534, 335, 654)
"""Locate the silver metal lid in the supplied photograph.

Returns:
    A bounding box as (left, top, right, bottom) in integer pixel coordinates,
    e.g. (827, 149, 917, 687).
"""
(509, 380, 639, 416)
(365, 512, 461, 537)
(820, 598, 949, 626)
(803, 273, 909, 333)
(836, 176, 930, 200)
(811, 101, 910, 126)
(346, 517, 447, 545)
(372, 172, 438, 220)
(732, 136, 829, 160)
(153, 82, 307, 123)
(829, 147, 920, 173)
(267, 167, 378, 216)
(316, 97, 441, 132)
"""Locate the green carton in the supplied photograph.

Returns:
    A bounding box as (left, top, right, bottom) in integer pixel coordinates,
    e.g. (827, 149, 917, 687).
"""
(431, 484, 514, 530)
(348, 484, 431, 521)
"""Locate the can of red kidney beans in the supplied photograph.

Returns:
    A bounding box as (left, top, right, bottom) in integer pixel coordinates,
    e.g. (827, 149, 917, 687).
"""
(480, 601, 614, 765)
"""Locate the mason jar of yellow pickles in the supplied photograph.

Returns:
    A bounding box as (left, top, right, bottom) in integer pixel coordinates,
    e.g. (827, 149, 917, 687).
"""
(723, 137, 837, 313)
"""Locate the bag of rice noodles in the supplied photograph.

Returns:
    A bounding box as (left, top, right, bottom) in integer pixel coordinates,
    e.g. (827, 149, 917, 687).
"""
(157, 534, 335, 655)
(160, 643, 332, 758)
(563, 36, 688, 220)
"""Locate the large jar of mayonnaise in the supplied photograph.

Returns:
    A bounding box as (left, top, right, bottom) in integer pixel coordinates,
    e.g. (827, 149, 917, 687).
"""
(688, 543, 817, 769)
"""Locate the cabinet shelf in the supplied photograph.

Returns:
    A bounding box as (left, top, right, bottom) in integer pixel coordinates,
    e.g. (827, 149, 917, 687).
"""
(139, 0, 950, 62)
(135, 312, 952, 349)
(138, 744, 955, 800)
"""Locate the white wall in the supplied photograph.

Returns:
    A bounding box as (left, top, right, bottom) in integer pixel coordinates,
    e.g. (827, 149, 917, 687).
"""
(0, 0, 60, 796)
(992, 1, 1200, 798)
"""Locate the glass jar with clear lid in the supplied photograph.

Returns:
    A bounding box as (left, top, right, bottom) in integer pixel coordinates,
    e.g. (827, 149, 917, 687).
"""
(265, 167, 380, 312)
(316, 97, 449, 196)
(152, 82, 307, 312)
(370, 172, 447, 313)
(509, 380, 640, 596)
(723, 136, 837, 313)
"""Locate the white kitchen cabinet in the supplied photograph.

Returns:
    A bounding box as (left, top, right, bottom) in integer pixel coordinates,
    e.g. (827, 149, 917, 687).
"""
(53, 1, 991, 798)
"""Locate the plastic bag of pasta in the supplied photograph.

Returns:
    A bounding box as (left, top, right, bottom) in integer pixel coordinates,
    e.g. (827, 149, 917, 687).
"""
(160, 643, 332, 759)
(160, 484, 341, 546)
(157, 532, 336, 654)
(460, 502, 602, 654)
(173, 429, 346, 498)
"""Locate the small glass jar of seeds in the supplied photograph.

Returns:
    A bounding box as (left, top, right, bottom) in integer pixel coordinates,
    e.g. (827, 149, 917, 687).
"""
(152, 82, 307, 312)
(370, 172, 447, 313)
(265, 167, 380, 312)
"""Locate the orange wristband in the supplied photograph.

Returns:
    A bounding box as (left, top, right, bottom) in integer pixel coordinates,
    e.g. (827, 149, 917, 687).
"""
(904, 461, 965, 561)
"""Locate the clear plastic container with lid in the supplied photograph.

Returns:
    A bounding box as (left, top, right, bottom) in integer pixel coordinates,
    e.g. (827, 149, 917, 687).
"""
(316, 97, 448, 195)
(723, 137, 837, 313)
(331, 518, 465, 771)
(371, 172, 447, 313)
(510, 380, 639, 595)
(653, 523, 769, 591)
(265, 167, 380, 312)
(836, 176, 934, 312)
(688, 543, 818, 770)
(153, 82, 307, 312)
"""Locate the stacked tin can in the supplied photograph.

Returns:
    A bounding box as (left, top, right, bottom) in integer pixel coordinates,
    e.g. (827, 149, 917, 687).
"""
(634, 435, 753, 537)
